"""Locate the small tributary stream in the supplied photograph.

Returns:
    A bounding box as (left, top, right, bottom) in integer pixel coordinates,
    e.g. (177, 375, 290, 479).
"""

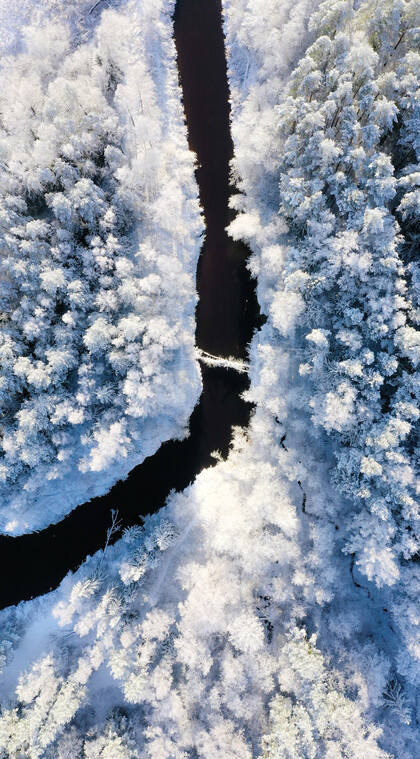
(0, 0, 263, 609)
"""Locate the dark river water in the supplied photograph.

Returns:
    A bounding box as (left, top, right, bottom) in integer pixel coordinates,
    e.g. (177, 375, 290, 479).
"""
(0, 0, 263, 610)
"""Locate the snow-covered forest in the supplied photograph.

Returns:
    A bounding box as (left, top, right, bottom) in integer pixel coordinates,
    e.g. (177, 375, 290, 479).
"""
(0, 0, 419, 758)
(226, 0, 420, 697)
(0, 0, 202, 534)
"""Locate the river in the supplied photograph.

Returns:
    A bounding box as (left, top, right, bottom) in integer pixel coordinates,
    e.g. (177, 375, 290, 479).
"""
(0, 0, 263, 610)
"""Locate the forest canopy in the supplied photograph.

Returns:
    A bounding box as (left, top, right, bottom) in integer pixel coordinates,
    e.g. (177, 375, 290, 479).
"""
(0, 1, 202, 534)
(0, 1, 418, 758)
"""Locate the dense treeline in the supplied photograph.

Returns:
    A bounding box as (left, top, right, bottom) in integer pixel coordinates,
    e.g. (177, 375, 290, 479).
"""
(0, 1, 202, 534)
(273, 0, 420, 591)
(225, 0, 420, 754)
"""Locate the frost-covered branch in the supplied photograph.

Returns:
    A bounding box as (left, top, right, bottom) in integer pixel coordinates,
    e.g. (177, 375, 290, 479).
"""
(196, 348, 249, 373)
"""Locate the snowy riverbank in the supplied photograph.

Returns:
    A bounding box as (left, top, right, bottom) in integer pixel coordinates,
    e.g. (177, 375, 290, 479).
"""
(0, 0, 203, 535)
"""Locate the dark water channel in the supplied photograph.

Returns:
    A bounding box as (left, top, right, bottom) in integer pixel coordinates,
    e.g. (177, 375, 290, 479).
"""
(0, 0, 262, 610)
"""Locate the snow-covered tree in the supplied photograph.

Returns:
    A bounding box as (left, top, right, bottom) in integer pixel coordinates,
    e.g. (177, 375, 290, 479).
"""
(0, 0, 202, 534)
(0, 419, 393, 758)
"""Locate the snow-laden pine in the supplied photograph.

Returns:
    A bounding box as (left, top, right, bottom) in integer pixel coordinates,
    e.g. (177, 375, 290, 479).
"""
(0, 418, 395, 759)
(224, 0, 420, 702)
(0, 1, 419, 758)
(0, 0, 203, 534)
(272, 0, 420, 591)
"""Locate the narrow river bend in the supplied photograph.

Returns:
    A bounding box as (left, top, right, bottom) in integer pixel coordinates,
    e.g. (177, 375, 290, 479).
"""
(0, 0, 263, 610)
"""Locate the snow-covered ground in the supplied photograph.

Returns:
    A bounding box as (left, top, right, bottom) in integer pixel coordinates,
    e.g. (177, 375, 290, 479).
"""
(0, 1, 419, 758)
(0, 0, 203, 534)
(0, 414, 398, 759)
